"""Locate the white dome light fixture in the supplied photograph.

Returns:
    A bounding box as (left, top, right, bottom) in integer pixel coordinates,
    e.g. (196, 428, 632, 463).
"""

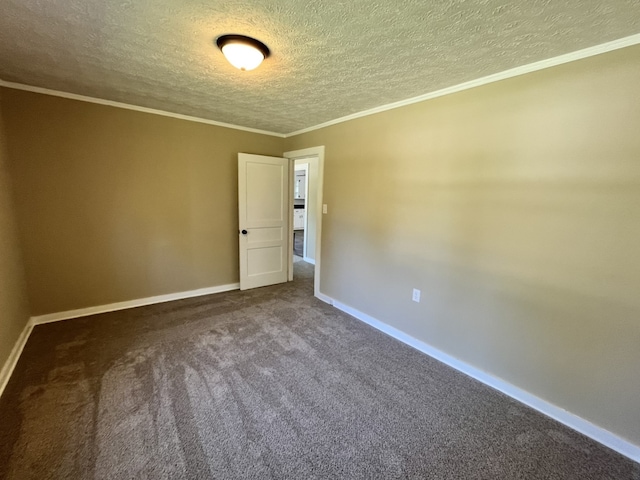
(216, 34, 270, 71)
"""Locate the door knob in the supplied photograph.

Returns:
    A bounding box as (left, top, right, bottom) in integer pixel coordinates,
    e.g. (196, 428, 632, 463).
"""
(241, 229, 248, 235)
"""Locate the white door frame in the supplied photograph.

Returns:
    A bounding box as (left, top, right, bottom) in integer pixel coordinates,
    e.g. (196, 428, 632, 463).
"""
(284, 146, 325, 301)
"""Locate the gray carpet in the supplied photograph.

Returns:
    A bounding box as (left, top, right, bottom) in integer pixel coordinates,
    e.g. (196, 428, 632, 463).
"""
(0, 260, 638, 479)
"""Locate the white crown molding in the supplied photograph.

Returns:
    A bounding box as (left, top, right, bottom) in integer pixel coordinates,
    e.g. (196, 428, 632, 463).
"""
(2, 33, 640, 140)
(285, 32, 640, 137)
(30, 283, 240, 325)
(328, 296, 640, 463)
(0, 319, 34, 399)
(0, 79, 285, 138)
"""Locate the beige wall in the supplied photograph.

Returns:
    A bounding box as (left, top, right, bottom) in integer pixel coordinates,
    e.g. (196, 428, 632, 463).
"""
(286, 45, 640, 445)
(0, 91, 30, 370)
(1, 89, 284, 315)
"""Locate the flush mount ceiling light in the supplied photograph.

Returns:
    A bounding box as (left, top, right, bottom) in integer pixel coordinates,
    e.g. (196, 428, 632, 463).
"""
(216, 34, 270, 71)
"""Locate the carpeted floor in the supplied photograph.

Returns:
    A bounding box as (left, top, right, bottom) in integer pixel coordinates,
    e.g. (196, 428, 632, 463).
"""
(0, 260, 638, 479)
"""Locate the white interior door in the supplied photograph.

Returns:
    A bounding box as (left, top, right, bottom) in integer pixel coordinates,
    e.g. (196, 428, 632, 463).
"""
(238, 153, 289, 290)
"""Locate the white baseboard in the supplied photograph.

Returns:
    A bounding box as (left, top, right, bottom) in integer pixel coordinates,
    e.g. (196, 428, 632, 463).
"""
(0, 319, 34, 398)
(2, 283, 240, 398)
(315, 291, 333, 305)
(330, 298, 640, 463)
(303, 257, 316, 265)
(31, 283, 240, 325)
(6, 284, 638, 461)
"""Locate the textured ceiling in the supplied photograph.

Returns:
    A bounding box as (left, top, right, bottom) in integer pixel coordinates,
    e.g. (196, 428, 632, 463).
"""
(1, 0, 639, 134)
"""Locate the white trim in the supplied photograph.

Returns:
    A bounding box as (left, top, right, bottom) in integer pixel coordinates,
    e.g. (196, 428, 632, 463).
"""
(284, 147, 325, 301)
(315, 292, 333, 305)
(285, 33, 640, 137)
(0, 79, 285, 138)
(329, 297, 640, 463)
(287, 159, 295, 282)
(4, 34, 640, 139)
(1, 282, 239, 398)
(303, 256, 315, 265)
(0, 319, 34, 398)
(31, 283, 240, 325)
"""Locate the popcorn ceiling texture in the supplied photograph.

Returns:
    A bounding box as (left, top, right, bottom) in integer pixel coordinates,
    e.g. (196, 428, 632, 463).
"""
(0, 0, 639, 134)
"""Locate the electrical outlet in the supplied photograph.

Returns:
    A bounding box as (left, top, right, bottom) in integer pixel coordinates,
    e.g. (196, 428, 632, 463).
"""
(412, 288, 421, 303)
(322, 204, 328, 214)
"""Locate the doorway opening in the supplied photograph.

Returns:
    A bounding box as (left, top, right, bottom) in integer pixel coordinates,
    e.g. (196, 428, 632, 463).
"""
(284, 147, 325, 300)
(292, 161, 308, 259)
